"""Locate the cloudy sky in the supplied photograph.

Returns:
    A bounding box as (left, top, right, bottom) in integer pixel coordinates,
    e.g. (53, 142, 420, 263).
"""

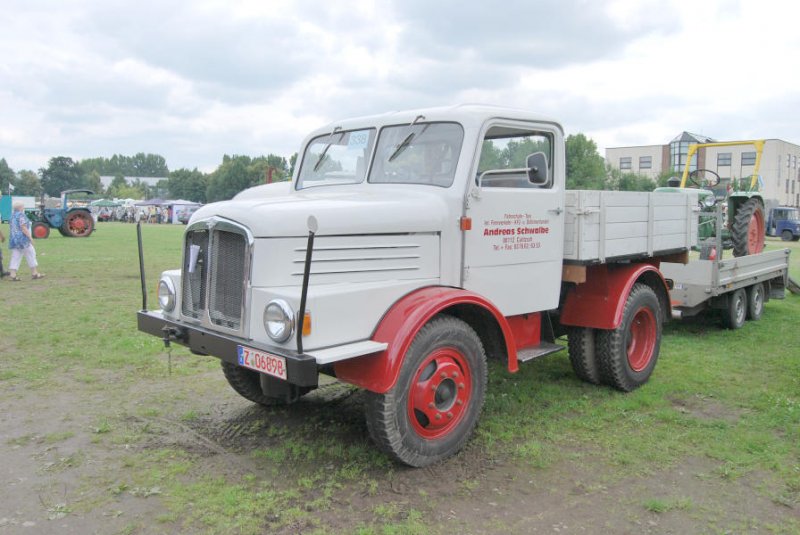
(1, 0, 798, 174)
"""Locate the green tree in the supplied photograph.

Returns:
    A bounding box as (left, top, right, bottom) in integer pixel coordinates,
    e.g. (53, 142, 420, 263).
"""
(206, 154, 291, 202)
(85, 170, 105, 195)
(565, 134, 606, 189)
(40, 156, 83, 196)
(0, 158, 14, 194)
(13, 170, 42, 196)
(288, 152, 298, 177)
(105, 174, 128, 198)
(168, 168, 208, 203)
(606, 165, 656, 191)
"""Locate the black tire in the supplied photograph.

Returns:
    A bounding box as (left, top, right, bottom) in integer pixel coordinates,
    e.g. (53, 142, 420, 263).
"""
(220, 361, 309, 406)
(61, 210, 95, 237)
(32, 222, 50, 239)
(782, 230, 794, 242)
(746, 283, 764, 321)
(364, 315, 487, 467)
(568, 327, 601, 385)
(731, 198, 765, 257)
(722, 288, 747, 329)
(597, 284, 662, 392)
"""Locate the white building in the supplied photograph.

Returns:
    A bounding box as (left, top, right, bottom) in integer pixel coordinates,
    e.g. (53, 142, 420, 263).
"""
(607, 133, 800, 208)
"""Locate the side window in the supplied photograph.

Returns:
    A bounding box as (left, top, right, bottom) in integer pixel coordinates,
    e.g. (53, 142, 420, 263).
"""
(477, 127, 552, 189)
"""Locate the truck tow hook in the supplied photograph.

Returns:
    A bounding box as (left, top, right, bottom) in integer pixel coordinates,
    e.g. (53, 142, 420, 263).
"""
(161, 325, 182, 348)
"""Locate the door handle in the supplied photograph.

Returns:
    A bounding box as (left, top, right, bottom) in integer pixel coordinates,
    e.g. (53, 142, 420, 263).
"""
(549, 207, 563, 215)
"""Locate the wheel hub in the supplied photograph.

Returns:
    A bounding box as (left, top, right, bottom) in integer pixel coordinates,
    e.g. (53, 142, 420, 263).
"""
(408, 348, 472, 439)
(626, 306, 656, 372)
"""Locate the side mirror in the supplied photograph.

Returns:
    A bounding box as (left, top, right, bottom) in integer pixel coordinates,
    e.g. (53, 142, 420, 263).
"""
(526, 152, 549, 185)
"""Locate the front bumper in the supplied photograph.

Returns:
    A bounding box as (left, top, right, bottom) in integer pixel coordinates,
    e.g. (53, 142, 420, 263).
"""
(137, 310, 319, 387)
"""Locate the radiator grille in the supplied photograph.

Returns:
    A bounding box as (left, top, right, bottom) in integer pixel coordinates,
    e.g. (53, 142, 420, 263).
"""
(182, 224, 248, 331)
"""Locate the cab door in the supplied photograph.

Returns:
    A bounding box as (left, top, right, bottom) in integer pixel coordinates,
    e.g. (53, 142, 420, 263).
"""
(462, 121, 565, 315)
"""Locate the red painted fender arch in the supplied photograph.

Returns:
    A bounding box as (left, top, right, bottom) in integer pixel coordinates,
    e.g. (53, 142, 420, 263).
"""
(334, 286, 518, 394)
(560, 263, 671, 330)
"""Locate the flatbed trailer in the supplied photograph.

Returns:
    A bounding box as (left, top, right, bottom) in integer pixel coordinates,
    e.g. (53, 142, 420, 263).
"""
(660, 204, 790, 328)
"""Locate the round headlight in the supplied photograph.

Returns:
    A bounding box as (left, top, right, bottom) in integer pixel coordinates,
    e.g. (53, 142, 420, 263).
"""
(703, 194, 717, 208)
(264, 300, 294, 343)
(158, 278, 176, 312)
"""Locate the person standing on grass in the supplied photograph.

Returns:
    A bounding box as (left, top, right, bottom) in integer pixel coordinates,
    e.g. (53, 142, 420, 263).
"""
(0, 227, 9, 277)
(7, 201, 44, 281)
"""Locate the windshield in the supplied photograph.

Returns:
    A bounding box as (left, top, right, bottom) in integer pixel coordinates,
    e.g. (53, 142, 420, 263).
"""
(369, 122, 463, 187)
(296, 128, 376, 189)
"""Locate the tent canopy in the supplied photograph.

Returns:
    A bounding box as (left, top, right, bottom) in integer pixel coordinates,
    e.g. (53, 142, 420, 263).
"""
(135, 198, 165, 206)
(90, 199, 120, 207)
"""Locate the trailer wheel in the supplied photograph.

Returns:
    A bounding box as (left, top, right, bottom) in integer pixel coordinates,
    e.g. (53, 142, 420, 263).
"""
(746, 283, 764, 321)
(597, 284, 662, 392)
(364, 315, 487, 467)
(32, 222, 50, 239)
(568, 327, 601, 385)
(732, 198, 765, 257)
(722, 288, 747, 329)
(220, 361, 309, 406)
(782, 230, 794, 242)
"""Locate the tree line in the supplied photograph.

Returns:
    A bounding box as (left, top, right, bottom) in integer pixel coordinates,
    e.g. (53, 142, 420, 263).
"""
(0, 152, 292, 203)
(0, 134, 666, 203)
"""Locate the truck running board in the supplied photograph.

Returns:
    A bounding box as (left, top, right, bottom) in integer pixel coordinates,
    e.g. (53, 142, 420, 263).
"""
(516, 342, 565, 363)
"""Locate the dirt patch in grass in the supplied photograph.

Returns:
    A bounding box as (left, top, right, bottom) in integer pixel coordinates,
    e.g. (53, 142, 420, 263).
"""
(669, 394, 747, 424)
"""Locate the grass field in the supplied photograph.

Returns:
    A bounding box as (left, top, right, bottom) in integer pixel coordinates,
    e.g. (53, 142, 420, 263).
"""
(1, 222, 798, 534)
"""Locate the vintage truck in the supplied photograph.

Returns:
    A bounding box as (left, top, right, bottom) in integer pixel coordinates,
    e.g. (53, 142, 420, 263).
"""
(138, 105, 721, 467)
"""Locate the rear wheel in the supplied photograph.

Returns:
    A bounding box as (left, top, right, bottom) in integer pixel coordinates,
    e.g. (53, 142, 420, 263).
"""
(568, 327, 601, 385)
(722, 288, 747, 329)
(61, 210, 94, 237)
(32, 222, 50, 239)
(221, 361, 310, 406)
(732, 198, 765, 257)
(364, 315, 487, 467)
(597, 284, 662, 392)
(746, 283, 764, 321)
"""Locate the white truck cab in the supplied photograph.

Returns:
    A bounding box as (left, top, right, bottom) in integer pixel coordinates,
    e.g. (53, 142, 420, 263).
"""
(139, 105, 695, 466)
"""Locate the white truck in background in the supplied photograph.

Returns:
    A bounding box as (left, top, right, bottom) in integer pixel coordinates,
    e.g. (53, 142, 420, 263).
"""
(137, 105, 787, 467)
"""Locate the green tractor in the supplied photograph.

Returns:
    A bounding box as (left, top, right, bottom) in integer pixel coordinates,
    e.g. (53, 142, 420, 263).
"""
(655, 140, 766, 258)
(30, 189, 96, 239)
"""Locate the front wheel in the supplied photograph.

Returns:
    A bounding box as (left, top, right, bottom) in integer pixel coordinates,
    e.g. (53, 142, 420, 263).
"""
(597, 284, 662, 392)
(221, 361, 310, 406)
(364, 315, 487, 467)
(32, 222, 50, 239)
(782, 230, 794, 242)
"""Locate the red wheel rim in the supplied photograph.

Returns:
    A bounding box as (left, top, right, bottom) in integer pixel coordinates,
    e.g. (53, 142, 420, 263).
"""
(407, 347, 472, 439)
(627, 306, 656, 372)
(33, 225, 48, 238)
(747, 208, 765, 254)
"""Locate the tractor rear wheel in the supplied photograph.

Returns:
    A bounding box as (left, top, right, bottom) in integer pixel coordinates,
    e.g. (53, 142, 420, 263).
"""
(32, 222, 50, 239)
(62, 210, 94, 237)
(364, 315, 487, 467)
(732, 198, 765, 257)
(220, 361, 310, 406)
(597, 284, 662, 392)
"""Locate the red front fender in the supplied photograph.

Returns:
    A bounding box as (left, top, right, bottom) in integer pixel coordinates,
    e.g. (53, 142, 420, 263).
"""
(334, 286, 517, 393)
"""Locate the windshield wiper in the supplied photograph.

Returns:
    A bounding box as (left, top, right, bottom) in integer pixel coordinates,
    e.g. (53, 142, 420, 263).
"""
(313, 126, 343, 172)
(387, 115, 426, 162)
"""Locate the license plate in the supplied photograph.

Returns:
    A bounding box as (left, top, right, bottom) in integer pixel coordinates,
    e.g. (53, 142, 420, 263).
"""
(237, 345, 288, 380)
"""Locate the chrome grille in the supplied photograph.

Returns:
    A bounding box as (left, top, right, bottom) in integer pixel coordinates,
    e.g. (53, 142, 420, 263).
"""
(181, 220, 250, 332)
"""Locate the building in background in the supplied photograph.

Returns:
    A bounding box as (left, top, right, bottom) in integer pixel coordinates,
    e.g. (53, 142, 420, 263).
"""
(607, 133, 800, 208)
